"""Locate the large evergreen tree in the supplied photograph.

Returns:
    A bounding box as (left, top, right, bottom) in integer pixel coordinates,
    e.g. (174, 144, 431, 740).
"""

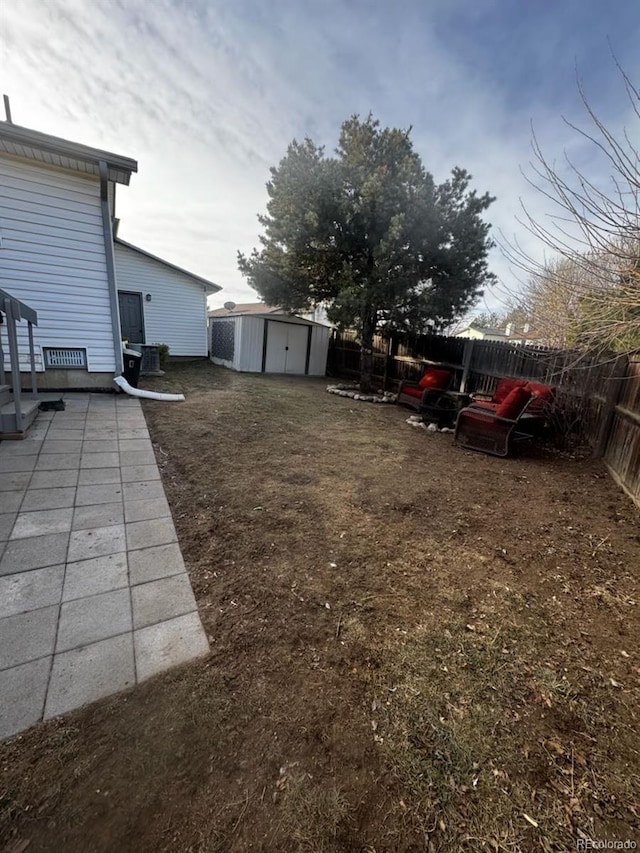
(238, 115, 496, 389)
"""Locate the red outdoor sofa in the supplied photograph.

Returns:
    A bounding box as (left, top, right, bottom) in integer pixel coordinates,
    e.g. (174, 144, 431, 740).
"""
(454, 377, 557, 457)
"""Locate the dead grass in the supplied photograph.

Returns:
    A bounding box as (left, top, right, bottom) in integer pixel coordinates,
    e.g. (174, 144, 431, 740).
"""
(1, 361, 639, 853)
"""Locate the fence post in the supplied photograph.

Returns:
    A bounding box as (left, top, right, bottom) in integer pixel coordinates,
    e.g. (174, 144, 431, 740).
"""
(460, 338, 475, 393)
(592, 355, 628, 459)
(382, 333, 394, 390)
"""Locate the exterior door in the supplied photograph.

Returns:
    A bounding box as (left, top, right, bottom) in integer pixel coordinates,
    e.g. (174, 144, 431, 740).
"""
(283, 323, 308, 373)
(118, 291, 145, 343)
(264, 321, 309, 374)
(264, 321, 288, 372)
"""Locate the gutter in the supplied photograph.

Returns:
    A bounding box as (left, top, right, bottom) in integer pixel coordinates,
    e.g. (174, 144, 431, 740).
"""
(99, 160, 124, 374)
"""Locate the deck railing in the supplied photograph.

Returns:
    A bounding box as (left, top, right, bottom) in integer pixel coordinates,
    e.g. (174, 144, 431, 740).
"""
(0, 287, 39, 429)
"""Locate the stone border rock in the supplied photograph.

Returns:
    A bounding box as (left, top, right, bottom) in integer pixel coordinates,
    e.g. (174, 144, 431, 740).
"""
(326, 384, 398, 404)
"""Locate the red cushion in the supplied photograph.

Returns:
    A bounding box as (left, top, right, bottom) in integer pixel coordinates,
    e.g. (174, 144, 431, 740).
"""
(496, 386, 532, 419)
(525, 382, 555, 401)
(494, 377, 527, 403)
(402, 385, 424, 399)
(418, 369, 451, 390)
(525, 382, 556, 414)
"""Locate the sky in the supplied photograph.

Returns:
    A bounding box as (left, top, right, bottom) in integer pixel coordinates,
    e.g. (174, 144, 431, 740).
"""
(2, 0, 639, 315)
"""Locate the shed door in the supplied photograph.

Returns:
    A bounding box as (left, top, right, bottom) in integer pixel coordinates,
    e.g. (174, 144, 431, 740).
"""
(283, 324, 308, 373)
(118, 291, 145, 343)
(264, 322, 309, 374)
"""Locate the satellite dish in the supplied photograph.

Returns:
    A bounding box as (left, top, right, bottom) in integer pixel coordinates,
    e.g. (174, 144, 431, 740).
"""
(223, 301, 236, 312)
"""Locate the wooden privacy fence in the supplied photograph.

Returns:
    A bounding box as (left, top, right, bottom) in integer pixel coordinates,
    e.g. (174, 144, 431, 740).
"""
(328, 330, 640, 508)
(603, 359, 640, 507)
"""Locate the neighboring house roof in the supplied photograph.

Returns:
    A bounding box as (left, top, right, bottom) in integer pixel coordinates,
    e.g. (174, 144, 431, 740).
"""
(115, 238, 221, 293)
(208, 302, 283, 317)
(0, 120, 137, 185)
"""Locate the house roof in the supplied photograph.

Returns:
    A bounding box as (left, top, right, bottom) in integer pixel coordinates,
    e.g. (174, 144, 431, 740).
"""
(115, 238, 221, 292)
(0, 120, 138, 185)
(208, 302, 282, 317)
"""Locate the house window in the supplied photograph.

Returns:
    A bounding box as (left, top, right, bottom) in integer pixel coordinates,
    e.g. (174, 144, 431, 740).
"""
(43, 347, 87, 369)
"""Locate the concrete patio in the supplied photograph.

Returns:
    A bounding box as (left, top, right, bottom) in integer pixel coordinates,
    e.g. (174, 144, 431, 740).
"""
(0, 393, 209, 740)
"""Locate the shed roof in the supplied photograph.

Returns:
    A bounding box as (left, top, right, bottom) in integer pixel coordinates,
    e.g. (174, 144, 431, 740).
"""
(208, 302, 283, 317)
(0, 120, 137, 185)
(115, 239, 221, 292)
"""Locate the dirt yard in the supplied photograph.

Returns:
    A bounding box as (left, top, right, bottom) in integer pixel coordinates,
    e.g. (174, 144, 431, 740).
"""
(1, 361, 639, 853)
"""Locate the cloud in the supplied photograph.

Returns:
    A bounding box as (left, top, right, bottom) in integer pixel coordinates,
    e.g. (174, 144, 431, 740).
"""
(2, 0, 639, 312)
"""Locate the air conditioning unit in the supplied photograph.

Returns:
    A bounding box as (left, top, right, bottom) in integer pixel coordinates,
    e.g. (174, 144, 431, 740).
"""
(130, 344, 162, 375)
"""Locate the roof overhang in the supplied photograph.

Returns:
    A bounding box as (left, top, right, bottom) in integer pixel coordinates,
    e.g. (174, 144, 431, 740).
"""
(0, 121, 138, 185)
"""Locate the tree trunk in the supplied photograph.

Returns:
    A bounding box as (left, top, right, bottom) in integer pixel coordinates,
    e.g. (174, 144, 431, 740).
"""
(360, 311, 376, 392)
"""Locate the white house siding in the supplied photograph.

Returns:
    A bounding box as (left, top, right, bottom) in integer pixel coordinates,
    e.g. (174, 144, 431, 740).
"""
(0, 154, 115, 371)
(114, 242, 208, 356)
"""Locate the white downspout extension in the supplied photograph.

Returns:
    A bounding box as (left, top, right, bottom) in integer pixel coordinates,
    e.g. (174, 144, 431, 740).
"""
(113, 374, 185, 401)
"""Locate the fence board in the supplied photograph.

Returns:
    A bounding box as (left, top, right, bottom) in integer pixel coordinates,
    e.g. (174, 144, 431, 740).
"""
(604, 360, 640, 508)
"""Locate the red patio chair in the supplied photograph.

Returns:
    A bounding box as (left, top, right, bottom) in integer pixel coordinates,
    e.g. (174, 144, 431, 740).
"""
(454, 385, 537, 457)
(397, 368, 453, 412)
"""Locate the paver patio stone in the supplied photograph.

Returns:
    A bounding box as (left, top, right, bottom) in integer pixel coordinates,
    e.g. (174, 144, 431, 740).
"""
(121, 465, 161, 483)
(0, 513, 16, 540)
(41, 439, 83, 454)
(0, 565, 64, 618)
(77, 467, 121, 486)
(126, 517, 177, 551)
(0, 532, 70, 575)
(11, 508, 74, 539)
(30, 470, 79, 489)
(52, 413, 86, 423)
(124, 497, 171, 523)
(128, 543, 186, 585)
(56, 587, 132, 651)
(82, 439, 118, 453)
(0, 492, 24, 513)
(45, 634, 135, 720)
(0, 440, 42, 456)
(67, 524, 126, 562)
(118, 439, 154, 453)
(0, 455, 36, 473)
(120, 450, 156, 467)
(123, 480, 165, 501)
(46, 429, 84, 440)
(0, 473, 31, 492)
(131, 574, 196, 629)
(63, 553, 128, 601)
(75, 483, 123, 505)
(134, 612, 209, 682)
(35, 453, 81, 471)
(21, 487, 76, 512)
(0, 605, 59, 668)
(72, 502, 124, 531)
(117, 429, 149, 439)
(0, 657, 51, 740)
(80, 451, 120, 468)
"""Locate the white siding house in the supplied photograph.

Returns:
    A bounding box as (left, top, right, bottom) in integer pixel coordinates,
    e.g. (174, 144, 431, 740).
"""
(114, 240, 216, 356)
(0, 144, 132, 386)
(0, 119, 220, 390)
(209, 308, 330, 376)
